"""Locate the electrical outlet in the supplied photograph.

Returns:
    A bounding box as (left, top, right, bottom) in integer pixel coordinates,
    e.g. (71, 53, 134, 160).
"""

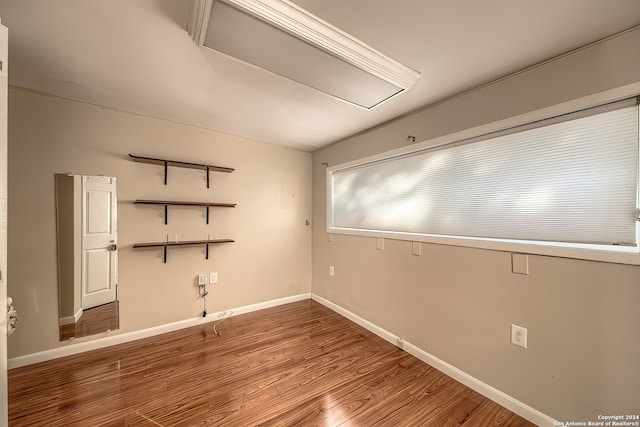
(511, 324, 528, 349)
(210, 272, 218, 284)
(197, 273, 207, 285)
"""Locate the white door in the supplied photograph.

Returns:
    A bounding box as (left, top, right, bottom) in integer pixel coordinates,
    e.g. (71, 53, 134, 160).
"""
(82, 175, 117, 310)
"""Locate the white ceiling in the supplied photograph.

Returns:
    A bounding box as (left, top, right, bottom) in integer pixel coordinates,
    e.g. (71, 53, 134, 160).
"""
(0, 0, 639, 151)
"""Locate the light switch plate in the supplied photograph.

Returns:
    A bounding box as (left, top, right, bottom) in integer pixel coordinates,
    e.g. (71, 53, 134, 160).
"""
(210, 272, 218, 284)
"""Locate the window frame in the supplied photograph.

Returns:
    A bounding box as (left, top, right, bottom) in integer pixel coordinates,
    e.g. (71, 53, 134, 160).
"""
(326, 89, 640, 265)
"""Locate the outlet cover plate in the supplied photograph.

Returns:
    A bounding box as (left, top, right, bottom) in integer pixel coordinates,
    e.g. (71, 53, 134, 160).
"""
(511, 324, 528, 349)
(210, 272, 218, 284)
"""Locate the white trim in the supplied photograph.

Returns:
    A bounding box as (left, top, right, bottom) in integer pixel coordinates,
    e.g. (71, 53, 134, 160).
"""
(58, 308, 83, 327)
(330, 83, 640, 172)
(8, 293, 310, 369)
(326, 227, 640, 265)
(189, 0, 420, 89)
(223, 0, 420, 89)
(312, 294, 398, 346)
(187, 0, 213, 46)
(311, 294, 558, 427)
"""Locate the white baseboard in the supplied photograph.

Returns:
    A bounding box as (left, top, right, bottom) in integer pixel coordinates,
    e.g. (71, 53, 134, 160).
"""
(311, 293, 558, 427)
(8, 293, 311, 370)
(58, 308, 83, 327)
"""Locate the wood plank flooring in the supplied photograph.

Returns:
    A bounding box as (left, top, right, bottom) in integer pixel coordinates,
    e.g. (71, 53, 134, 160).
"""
(9, 300, 535, 426)
(59, 300, 119, 341)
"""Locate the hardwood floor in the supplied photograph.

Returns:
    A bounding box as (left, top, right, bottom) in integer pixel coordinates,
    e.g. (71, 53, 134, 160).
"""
(9, 300, 535, 426)
(59, 300, 119, 341)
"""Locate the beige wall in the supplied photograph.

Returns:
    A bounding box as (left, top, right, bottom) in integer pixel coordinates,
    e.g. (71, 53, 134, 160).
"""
(312, 27, 640, 421)
(7, 87, 312, 358)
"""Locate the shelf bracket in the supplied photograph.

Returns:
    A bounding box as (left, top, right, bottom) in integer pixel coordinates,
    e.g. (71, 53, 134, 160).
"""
(164, 205, 168, 225)
(133, 238, 234, 263)
(206, 166, 210, 189)
(164, 161, 168, 186)
(206, 206, 210, 224)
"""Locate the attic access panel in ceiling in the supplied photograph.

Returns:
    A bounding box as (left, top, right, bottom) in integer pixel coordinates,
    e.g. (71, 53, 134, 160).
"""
(188, 0, 421, 109)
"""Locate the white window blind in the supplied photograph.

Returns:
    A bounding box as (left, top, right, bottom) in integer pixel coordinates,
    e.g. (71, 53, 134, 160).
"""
(330, 102, 639, 248)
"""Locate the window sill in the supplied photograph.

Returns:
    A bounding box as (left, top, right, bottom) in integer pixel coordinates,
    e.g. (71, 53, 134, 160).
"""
(327, 227, 640, 265)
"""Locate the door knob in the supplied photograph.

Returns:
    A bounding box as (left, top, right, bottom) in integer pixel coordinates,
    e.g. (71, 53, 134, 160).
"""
(109, 241, 117, 251)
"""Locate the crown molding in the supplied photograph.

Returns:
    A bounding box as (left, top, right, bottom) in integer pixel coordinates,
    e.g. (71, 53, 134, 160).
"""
(187, 0, 213, 46)
(188, 0, 420, 90)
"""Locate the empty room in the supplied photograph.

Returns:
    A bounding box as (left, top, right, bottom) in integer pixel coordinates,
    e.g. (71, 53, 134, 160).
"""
(0, 1, 639, 426)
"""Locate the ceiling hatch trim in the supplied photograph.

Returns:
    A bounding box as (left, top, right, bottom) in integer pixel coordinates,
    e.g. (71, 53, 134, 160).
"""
(187, 0, 421, 109)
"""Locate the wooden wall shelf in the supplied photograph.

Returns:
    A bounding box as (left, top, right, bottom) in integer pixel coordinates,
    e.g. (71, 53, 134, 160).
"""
(129, 154, 234, 188)
(130, 154, 235, 262)
(133, 239, 234, 263)
(134, 199, 236, 224)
